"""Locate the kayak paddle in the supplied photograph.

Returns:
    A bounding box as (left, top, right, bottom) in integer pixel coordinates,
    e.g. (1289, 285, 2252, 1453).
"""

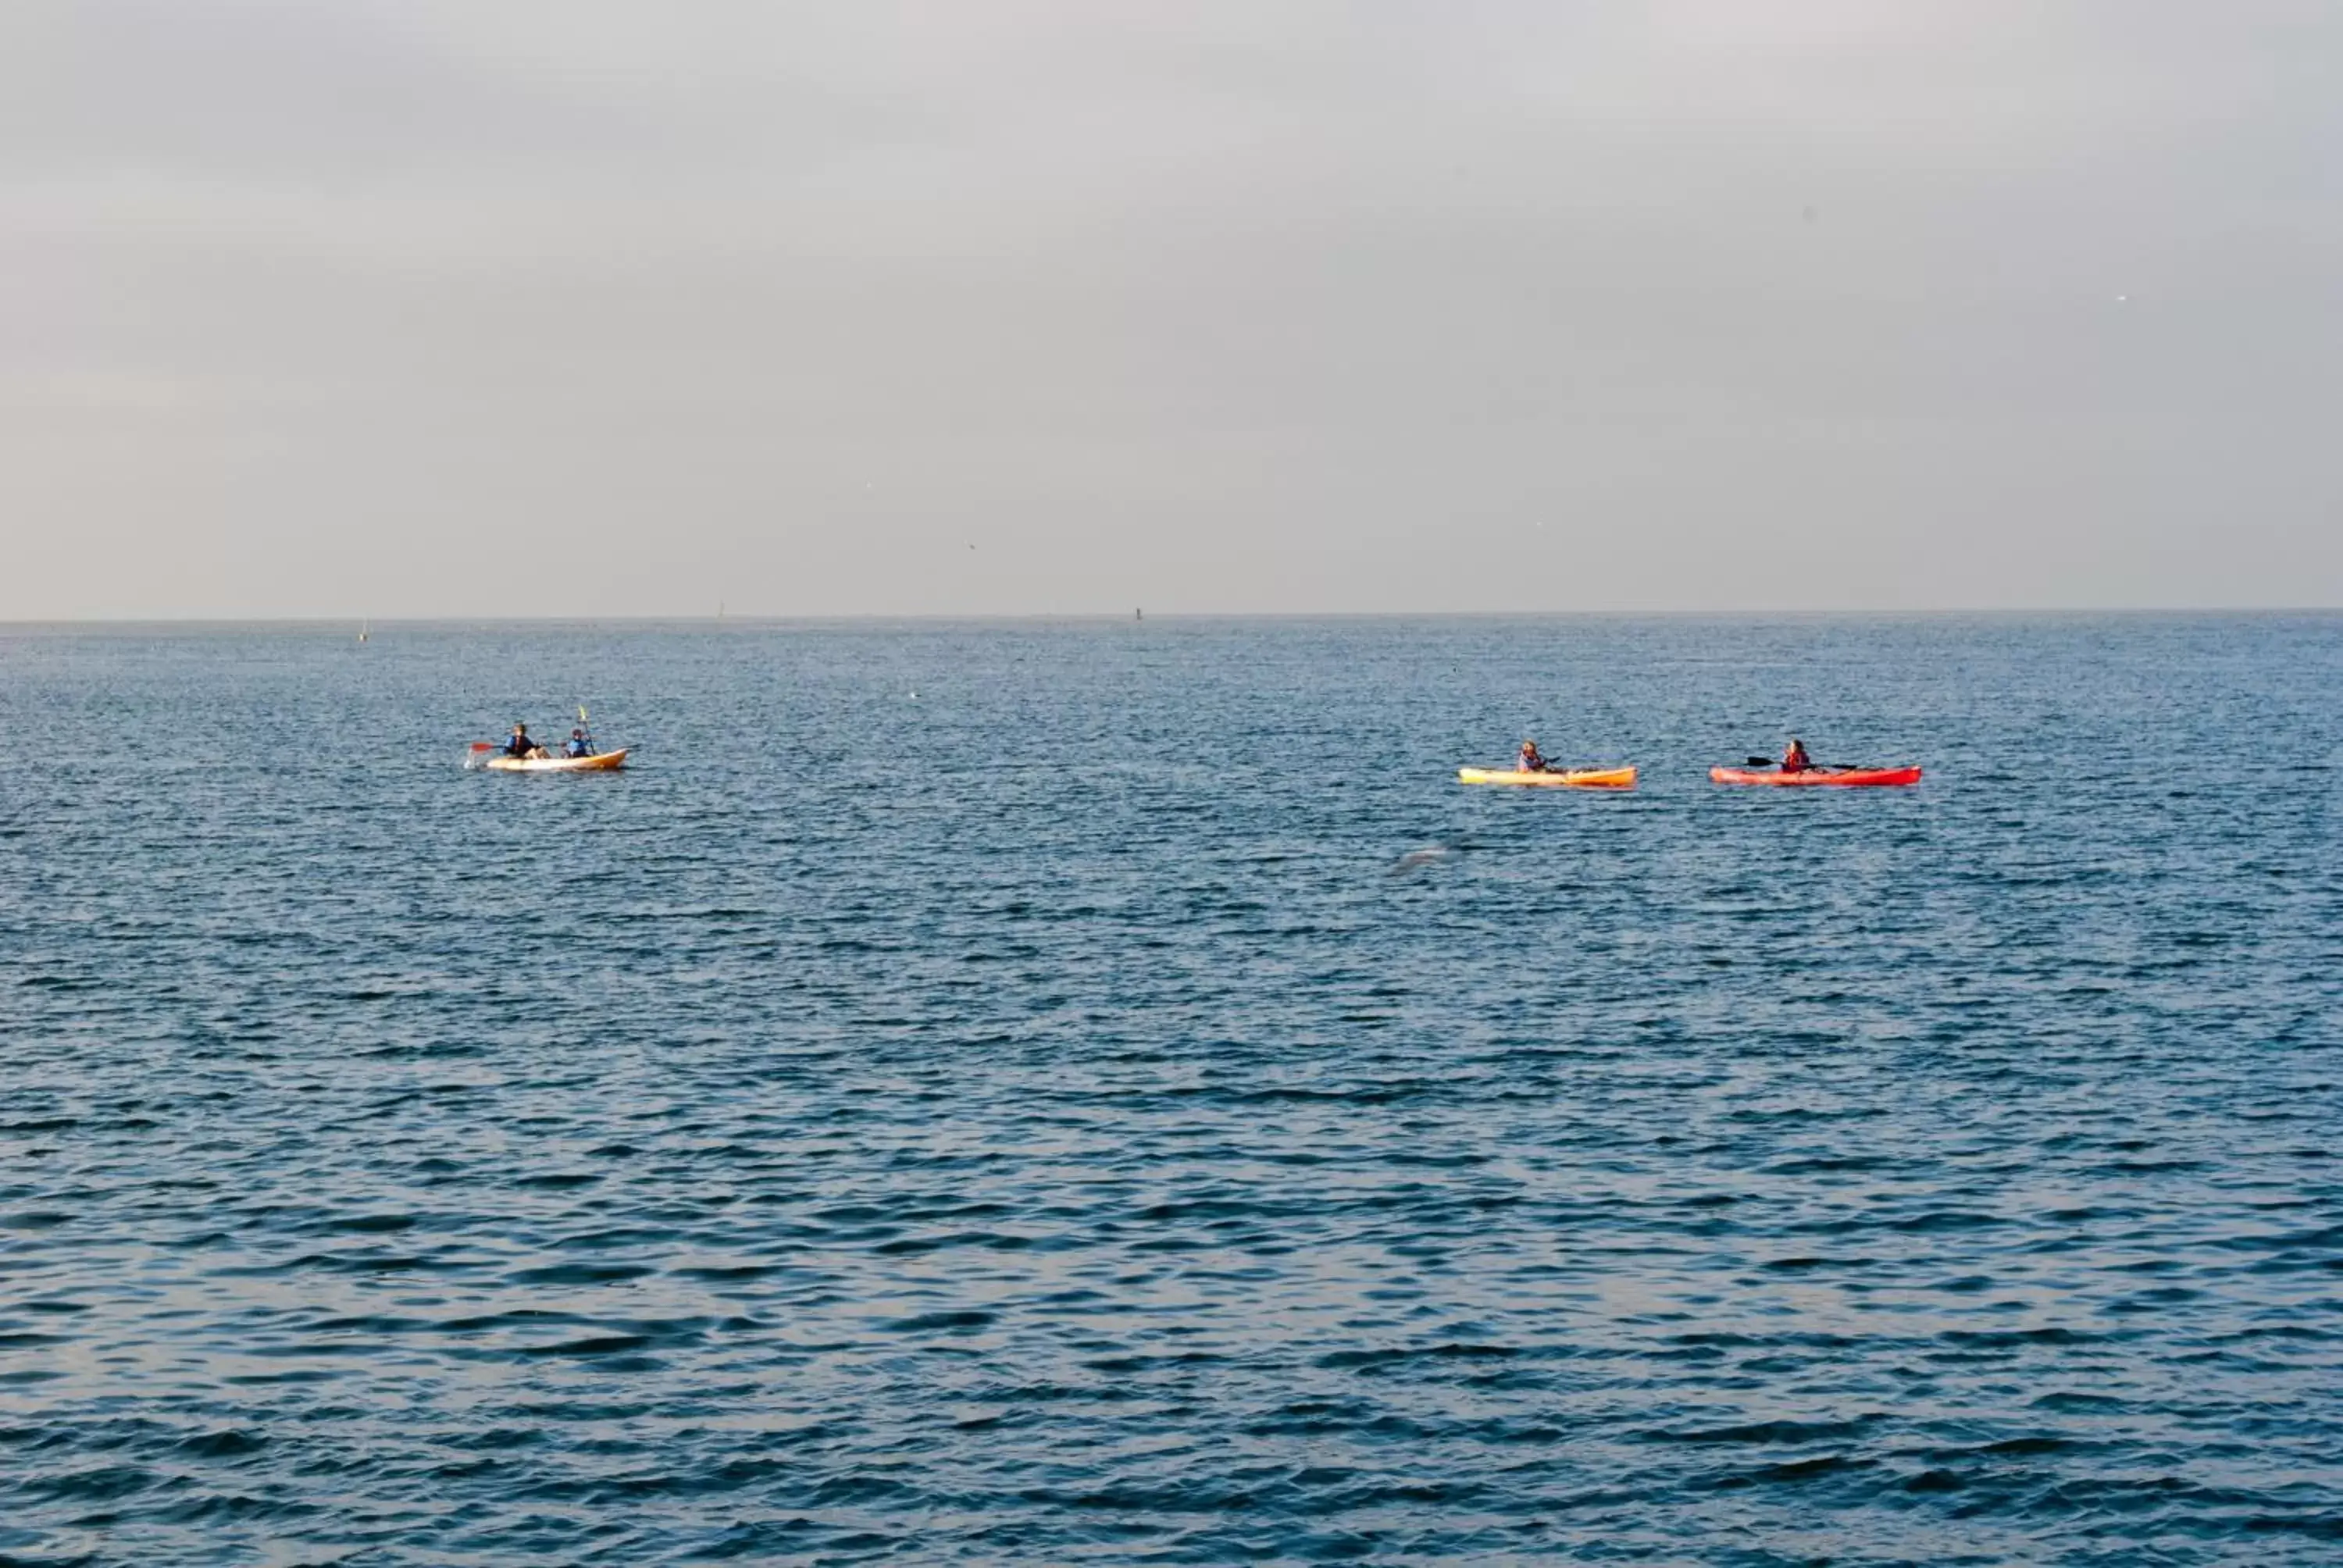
(1744, 756, 1867, 772)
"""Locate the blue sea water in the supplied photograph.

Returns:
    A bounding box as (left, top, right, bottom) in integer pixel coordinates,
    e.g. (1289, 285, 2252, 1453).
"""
(2, 615, 2338, 1566)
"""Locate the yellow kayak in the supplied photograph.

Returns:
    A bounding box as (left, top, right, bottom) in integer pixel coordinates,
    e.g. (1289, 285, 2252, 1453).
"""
(1457, 764, 1635, 789)
(486, 748, 629, 773)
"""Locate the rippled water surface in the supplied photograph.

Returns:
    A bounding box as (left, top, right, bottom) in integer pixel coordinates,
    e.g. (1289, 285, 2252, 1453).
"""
(3, 615, 2339, 1565)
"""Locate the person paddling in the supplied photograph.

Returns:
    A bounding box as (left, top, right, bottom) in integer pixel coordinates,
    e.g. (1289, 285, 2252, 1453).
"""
(1517, 739, 1548, 773)
(1781, 738, 1813, 773)
(504, 722, 547, 760)
(564, 726, 595, 758)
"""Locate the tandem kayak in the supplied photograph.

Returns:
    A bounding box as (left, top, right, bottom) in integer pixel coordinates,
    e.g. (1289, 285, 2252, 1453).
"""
(486, 748, 629, 773)
(1459, 765, 1637, 789)
(1710, 764, 1919, 787)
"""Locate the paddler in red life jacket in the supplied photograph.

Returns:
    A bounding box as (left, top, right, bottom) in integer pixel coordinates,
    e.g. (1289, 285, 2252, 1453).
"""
(1781, 738, 1813, 773)
(1517, 739, 1547, 773)
(504, 722, 547, 760)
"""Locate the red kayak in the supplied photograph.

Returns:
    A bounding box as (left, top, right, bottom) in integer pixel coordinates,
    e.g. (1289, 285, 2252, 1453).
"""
(1710, 765, 1922, 787)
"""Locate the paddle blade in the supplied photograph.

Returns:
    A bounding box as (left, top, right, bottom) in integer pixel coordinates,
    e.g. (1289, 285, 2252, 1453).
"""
(1746, 757, 1774, 767)
(469, 741, 494, 752)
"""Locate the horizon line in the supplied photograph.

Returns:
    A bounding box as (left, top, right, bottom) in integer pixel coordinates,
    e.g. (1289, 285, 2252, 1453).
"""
(3, 605, 2340, 629)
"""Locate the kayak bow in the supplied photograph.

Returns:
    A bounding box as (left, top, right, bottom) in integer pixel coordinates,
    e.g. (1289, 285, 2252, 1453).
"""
(1709, 764, 1919, 787)
(1458, 765, 1636, 789)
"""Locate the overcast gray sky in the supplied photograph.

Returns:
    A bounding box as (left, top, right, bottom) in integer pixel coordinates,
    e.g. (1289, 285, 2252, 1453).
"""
(5, 2, 2340, 617)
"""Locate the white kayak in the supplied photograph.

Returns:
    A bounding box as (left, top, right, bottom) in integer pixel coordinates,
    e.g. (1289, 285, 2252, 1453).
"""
(484, 748, 629, 773)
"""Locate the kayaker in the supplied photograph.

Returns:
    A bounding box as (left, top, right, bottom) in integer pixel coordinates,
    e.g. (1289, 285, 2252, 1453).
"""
(1517, 739, 1547, 773)
(1781, 738, 1813, 773)
(564, 728, 594, 758)
(505, 722, 546, 761)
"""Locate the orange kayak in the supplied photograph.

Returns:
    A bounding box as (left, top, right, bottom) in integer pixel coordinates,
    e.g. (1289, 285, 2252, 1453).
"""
(1710, 765, 1920, 787)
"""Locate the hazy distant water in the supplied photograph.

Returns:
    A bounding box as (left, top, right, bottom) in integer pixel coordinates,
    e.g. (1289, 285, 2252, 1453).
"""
(2, 615, 2338, 1566)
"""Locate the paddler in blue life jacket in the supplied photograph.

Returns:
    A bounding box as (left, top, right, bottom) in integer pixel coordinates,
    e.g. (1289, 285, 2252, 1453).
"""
(1517, 739, 1548, 773)
(564, 727, 595, 758)
(504, 722, 547, 760)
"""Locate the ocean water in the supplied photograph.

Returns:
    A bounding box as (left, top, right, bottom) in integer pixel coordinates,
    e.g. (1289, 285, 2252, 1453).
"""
(2, 615, 2338, 1566)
